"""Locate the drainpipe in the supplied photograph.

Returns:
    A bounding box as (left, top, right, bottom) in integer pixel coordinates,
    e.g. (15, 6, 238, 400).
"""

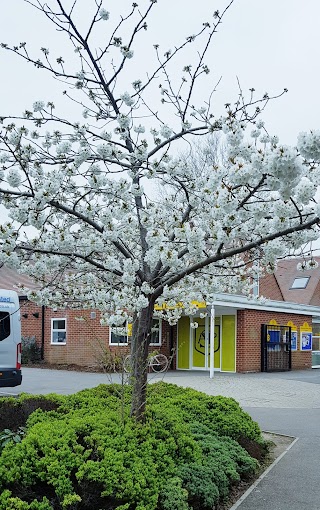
(210, 304, 215, 378)
(40, 305, 45, 360)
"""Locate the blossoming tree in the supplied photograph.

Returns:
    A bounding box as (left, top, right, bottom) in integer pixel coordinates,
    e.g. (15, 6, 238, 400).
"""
(1, 0, 320, 419)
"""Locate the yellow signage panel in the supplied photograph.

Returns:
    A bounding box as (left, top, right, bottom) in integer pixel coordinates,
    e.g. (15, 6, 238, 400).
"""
(301, 322, 312, 332)
(154, 300, 206, 311)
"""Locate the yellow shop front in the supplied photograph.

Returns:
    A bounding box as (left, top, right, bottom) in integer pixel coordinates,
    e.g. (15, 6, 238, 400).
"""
(177, 309, 236, 372)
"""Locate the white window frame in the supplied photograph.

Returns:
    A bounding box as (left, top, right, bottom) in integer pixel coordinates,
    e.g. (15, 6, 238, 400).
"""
(150, 319, 162, 346)
(109, 326, 128, 346)
(108, 319, 162, 346)
(51, 318, 67, 345)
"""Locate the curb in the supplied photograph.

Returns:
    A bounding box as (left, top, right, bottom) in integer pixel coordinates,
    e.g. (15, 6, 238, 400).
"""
(229, 432, 299, 510)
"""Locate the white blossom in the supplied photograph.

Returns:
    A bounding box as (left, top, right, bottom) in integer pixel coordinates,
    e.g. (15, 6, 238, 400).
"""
(293, 177, 316, 205)
(160, 125, 173, 139)
(260, 134, 269, 144)
(120, 92, 135, 107)
(250, 129, 261, 139)
(97, 143, 113, 158)
(297, 130, 320, 161)
(99, 8, 110, 20)
(7, 169, 21, 187)
(0, 153, 9, 164)
(8, 132, 21, 147)
(74, 147, 91, 167)
(56, 142, 72, 155)
(33, 101, 45, 112)
(117, 114, 131, 130)
(100, 131, 112, 141)
(76, 71, 85, 80)
(121, 47, 134, 59)
(133, 125, 145, 134)
(181, 121, 192, 130)
(297, 259, 318, 271)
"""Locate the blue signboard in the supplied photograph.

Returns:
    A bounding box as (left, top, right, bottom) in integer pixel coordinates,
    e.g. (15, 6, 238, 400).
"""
(268, 330, 280, 342)
(291, 331, 297, 351)
(301, 332, 312, 351)
(267, 329, 281, 351)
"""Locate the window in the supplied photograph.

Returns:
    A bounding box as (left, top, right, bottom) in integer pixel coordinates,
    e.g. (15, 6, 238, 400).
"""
(150, 319, 161, 346)
(51, 318, 66, 344)
(109, 319, 161, 346)
(291, 277, 310, 289)
(109, 329, 128, 345)
(0, 312, 10, 341)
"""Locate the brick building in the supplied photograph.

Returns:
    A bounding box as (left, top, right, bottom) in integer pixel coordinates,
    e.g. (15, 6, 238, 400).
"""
(0, 262, 319, 373)
(259, 257, 320, 368)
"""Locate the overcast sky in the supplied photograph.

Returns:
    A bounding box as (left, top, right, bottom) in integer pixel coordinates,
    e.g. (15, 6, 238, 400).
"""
(0, 0, 319, 145)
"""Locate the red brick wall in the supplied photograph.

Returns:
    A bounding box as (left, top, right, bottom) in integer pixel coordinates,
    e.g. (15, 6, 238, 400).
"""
(236, 309, 312, 372)
(20, 302, 173, 369)
(20, 299, 312, 373)
(20, 299, 43, 347)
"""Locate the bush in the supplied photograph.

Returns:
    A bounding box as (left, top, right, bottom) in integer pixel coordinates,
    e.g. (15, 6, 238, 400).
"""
(21, 336, 42, 364)
(0, 395, 61, 432)
(0, 383, 266, 510)
(147, 382, 263, 445)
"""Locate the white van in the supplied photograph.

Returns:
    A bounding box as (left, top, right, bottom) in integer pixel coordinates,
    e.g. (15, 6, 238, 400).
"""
(0, 290, 22, 387)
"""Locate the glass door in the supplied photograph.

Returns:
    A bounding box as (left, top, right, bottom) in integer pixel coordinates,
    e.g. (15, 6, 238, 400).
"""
(192, 316, 220, 370)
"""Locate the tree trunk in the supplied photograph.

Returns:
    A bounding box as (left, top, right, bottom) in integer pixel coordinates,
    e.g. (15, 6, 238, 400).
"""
(130, 297, 155, 421)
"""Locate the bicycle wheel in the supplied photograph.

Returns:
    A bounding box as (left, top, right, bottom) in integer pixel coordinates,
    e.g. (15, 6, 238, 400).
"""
(151, 354, 168, 373)
(123, 355, 133, 373)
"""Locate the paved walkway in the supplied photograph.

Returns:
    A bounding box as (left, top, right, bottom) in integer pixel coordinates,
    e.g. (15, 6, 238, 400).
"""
(161, 370, 320, 510)
(3, 368, 320, 509)
(156, 369, 320, 408)
(235, 408, 320, 510)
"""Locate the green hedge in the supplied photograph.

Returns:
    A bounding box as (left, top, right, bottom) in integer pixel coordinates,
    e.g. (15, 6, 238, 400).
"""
(0, 383, 265, 510)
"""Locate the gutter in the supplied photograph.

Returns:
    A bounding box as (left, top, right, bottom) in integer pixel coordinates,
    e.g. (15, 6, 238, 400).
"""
(209, 293, 320, 317)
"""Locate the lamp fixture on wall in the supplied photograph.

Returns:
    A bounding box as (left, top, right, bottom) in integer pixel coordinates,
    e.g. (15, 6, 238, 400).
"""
(22, 313, 28, 319)
(32, 312, 40, 318)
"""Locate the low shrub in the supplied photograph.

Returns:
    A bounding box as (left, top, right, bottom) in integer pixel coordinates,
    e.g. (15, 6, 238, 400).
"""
(21, 336, 42, 364)
(0, 395, 62, 432)
(0, 383, 266, 510)
(147, 382, 264, 446)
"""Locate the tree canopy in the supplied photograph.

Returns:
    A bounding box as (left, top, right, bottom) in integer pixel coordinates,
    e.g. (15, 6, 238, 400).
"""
(0, 0, 320, 417)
